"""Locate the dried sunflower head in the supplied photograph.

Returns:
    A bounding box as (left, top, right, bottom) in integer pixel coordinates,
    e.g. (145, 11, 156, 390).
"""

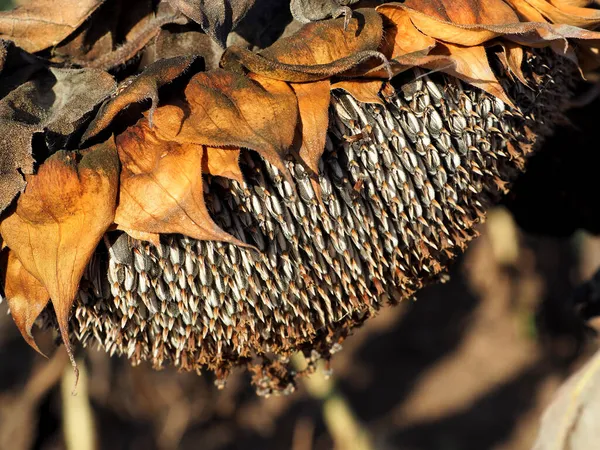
(0, 0, 599, 394)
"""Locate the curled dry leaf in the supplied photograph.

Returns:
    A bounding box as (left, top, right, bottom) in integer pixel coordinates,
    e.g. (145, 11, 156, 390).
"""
(0, 0, 103, 53)
(168, 0, 255, 48)
(508, 0, 600, 29)
(379, 1, 600, 48)
(290, 80, 331, 176)
(377, 5, 436, 59)
(141, 27, 222, 71)
(153, 69, 298, 178)
(428, 43, 513, 106)
(0, 66, 116, 214)
(290, 0, 359, 23)
(0, 39, 42, 97)
(2, 250, 50, 356)
(375, 0, 600, 102)
(75, 1, 186, 70)
(0, 138, 119, 372)
(401, 0, 520, 46)
(220, 9, 387, 81)
(82, 55, 198, 143)
(115, 117, 248, 247)
(51, 1, 186, 69)
(498, 41, 530, 86)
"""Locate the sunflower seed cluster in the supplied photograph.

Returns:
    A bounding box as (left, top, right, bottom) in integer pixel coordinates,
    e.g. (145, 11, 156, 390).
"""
(58, 49, 573, 395)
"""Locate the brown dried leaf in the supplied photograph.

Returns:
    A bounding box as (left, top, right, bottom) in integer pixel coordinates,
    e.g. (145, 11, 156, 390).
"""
(168, 0, 255, 47)
(505, 0, 550, 21)
(512, 0, 600, 29)
(153, 70, 298, 177)
(426, 43, 514, 106)
(330, 80, 384, 105)
(0, 0, 103, 53)
(3, 250, 50, 356)
(202, 147, 244, 184)
(402, 0, 520, 28)
(0, 138, 119, 370)
(380, 1, 600, 49)
(497, 41, 530, 86)
(220, 9, 387, 81)
(380, 1, 519, 46)
(115, 117, 247, 246)
(291, 80, 330, 175)
(0, 66, 116, 214)
(141, 27, 222, 71)
(291, 0, 359, 23)
(52, 1, 186, 69)
(82, 55, 198, 143)
(377, 5, 436, 59)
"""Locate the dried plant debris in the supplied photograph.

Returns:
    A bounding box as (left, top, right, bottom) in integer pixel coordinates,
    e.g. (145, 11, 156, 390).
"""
(168, 0, 256, 47)
(1, 139, 119, 372)
(221, 9, 388, 81)
(0, 0, 598, 393)
(0, 0, 104, 53)
(290, 0, 359, 24)
(0, 65, 116, 214)
(82, 55, 197, 142)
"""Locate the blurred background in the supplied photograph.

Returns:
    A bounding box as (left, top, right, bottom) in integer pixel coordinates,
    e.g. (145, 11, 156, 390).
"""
(2, 0, 600, 449)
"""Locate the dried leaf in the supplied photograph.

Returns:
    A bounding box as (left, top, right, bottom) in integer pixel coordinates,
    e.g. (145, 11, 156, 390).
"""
(402, 0, 520, 27)
(141, 27, 222, 71)
(505, 0, 551, 21)
(0, 0, 103, 53)
(153, 70, 298, 177)
(290, 0, 359, 23)
(380, 1, 519, 46)
(221, 9, 387, 81)
(52, 1, 185, 69)
(115, 117, 247, 246)
(0, 66, 116, 214)
(0, 138, 119, 371)
(514, 0, 600, 29)
(82, 55, 197, 143)
(331, 79, 384, 105)
(0, 41, 43, 101)
(377, 5, 436, 59)
(3, 250, 50, 356)
(168, 0, 255, 47)
(533, 348, 600, 449)
(497, 41, 530, 87)
(380, 1, 600, 49)
(426, 43, 514, 106)
(202, 147, 244, 184)
(291, 80, 330, 175)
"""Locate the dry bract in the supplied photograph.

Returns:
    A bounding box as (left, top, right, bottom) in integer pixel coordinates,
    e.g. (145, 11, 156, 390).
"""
(291, 80, 331, 176)
(3, 250, 50, 355)
(0, 0, 103, 53)
(0, 140, 119, 368)
(115, 117, 248, 247)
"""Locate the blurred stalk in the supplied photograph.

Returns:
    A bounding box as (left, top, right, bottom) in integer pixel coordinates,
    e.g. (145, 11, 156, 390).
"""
(293, 354, 374, 450)
(61, 359, 97, 450)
